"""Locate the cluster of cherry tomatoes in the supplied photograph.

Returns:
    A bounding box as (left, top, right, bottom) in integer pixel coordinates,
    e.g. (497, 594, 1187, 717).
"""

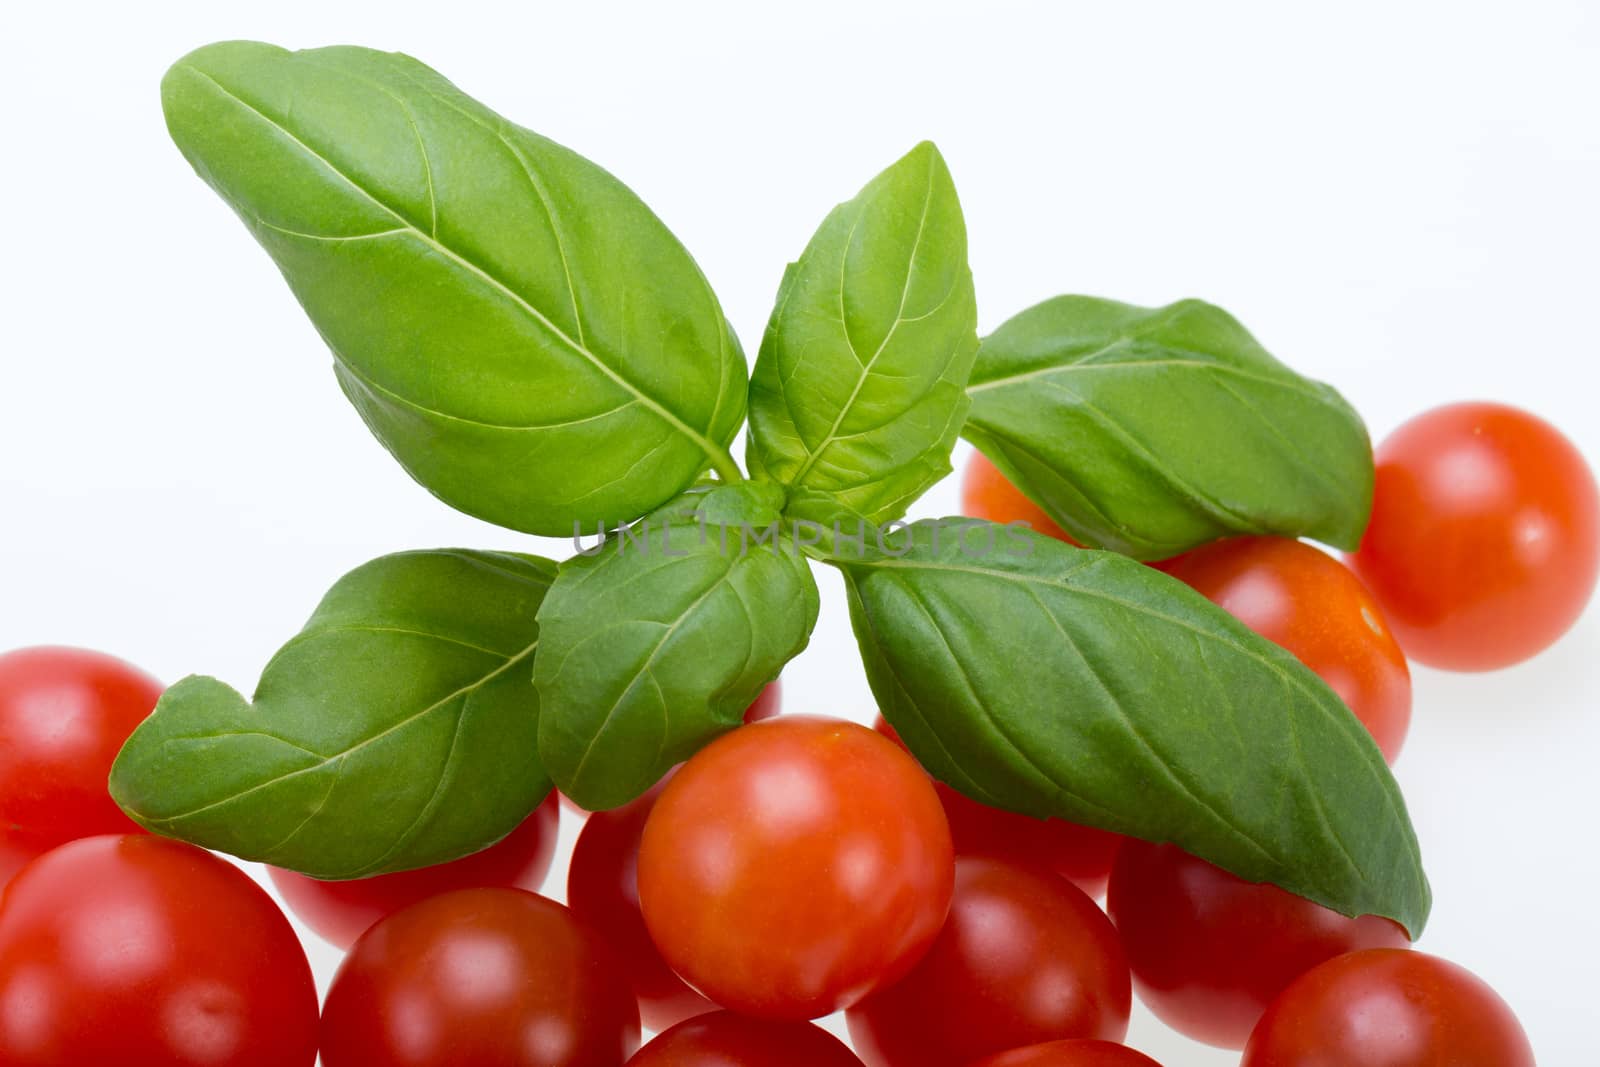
(0, 401, 1594, 1065)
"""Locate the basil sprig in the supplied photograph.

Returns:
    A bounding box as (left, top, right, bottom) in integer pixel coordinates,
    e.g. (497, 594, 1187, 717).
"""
(126, 38, 1428, 938)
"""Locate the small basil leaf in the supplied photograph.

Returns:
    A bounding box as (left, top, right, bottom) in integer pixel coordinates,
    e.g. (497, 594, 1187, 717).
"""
(109, 549, 556, 879)
(838, 519, 1429, 936)
(162, 42, 746, 534)
(537, 484, 820, 810)
(964, 297, 1373, 559)
(747, 142, 979, 523)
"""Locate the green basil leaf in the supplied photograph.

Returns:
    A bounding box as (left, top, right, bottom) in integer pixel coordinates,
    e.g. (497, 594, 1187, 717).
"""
(162, 42, 747, 534)
(537, 483, 820, 810)
(838, 519, 1429, 936)
(109, 549, 556, 879)
(747, 142, 978, 523)
(964, 297, 1373, 559)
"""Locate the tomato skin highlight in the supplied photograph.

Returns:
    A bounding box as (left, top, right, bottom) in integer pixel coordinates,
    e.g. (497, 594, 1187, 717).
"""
(320, 887, 639, 1067)
(1350, 402, 1600, 671)
(0, 835, 318, 1067)
(1163, 537, 1411, 762)
(962, 451, 1079, 544)
(0, 647, 162, 873)
(1106, 840, 1409, 1050)
(268, 792, 559, 949)
(568, 783, 716, 1030)
(624, 1011, 864, 1067)
(967, 1039, 1164, 1067)
(872, 716, 1123, 897)
(638, 716, 954, 1021)
(1241, 948, 1534, 1066)
(847, 856, 1131, 1067)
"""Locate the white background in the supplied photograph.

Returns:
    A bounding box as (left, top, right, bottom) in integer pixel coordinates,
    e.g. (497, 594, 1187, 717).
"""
(3, 1, 1597, 1063)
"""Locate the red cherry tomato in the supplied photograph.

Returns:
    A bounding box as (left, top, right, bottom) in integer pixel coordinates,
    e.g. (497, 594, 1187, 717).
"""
(1349, 402, 1600, 671)
(1106, 840, 1409, 1050)
(0, 835, 318, 1066)
(625, 1011, 863, 1067)
(559, 681, 782, 814)
(0, 647, 162, 884)
(638, 716, 953, 1020)
(1163, 537, 1412, 762)
(872, 716, 1124, 898)
(568, 783, 715, 1030)
(1241, 949, 1534, 1066)
(968, 1040, 1164, 1067)
(320, 888, 639, 1067)
(268, 792, 559, 949)
(847, 856, 1131, 1067)
(962, 451, 1079, 544)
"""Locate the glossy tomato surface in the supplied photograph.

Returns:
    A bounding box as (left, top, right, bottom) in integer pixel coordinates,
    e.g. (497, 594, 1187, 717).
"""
(873, 716, 1123, 897)
(1241, 949, 1534, 1066)
(320, 888, 639, 1067)
(0, 835, 318, 1067)
(962, 451, 1078, 544)
(1350, 402, 1599, 671)
(1106, 840, 1409, 1049)
(1164, 537, 1411, 760)
(968, 1040, 1163, 1067)
(847, 856, 1131, 1067)
(0, 647, 162, 879)
(637, 716, 953, 1020)
(624, 1011, 863, 1067)
(568, 783, 715, 1030)
(269, 792, 559, 949)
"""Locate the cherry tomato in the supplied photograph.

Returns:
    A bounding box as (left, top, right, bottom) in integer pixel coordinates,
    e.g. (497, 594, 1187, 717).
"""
(638, 716, 953, 1020)
(1349, 402, 1600, 671)
(1241, 949, 1534, 1066)
(0, 647, 162, 884)
(962, 451, 1079, 544)
(968, 1040, 1163, 1067)
(320, 887, 639, 1067)
(847, 856, 1131, 1067)
(0, 835, 318, 1066)
(1163, 537, 1411, 762)
(872, 716, 1123, 897)
(625, 1011, 863, 1067)
(560, 681, 782, 814)
(268, 792, 559, 949)
(568, 782, 715, 1030)
(1105, 840, 1409, 1050)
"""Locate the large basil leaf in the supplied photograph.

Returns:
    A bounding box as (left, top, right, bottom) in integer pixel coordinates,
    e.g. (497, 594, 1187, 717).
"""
(537, 483, 820, 810)
(162, 42, 747, 534)
(838, 520, 1429, 935)
(747, 142, 978, 522)
(964, 297, 1373, 559)
(109, 550, 556, 879)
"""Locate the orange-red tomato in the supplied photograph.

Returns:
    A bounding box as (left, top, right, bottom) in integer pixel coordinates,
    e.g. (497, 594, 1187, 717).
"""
(1106, 840, 1409, 1050)
(873, 716, 1123, 898)
(269, 793, 560, 949)
(1163, 537, 1411, 762)
(1241, 949, 1534, 1066)
(961, 451, 1079, 544)
(320, 888, 639, 1067)
(0, 647, 162, 887)
(637, 717, 954, 1020)
(1350, 402, 1599, 671)
(625, 1012, 864, 1067)
(568, 783, 716, 1030)
(0, 835, 319, 1066)
(847, 857, 1131, 1067)
(968, 1040, 1163, 1067)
